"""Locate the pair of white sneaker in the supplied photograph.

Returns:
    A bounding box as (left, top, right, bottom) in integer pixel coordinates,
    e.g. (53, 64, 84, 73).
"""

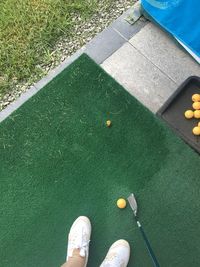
(67, 216, 130, 267)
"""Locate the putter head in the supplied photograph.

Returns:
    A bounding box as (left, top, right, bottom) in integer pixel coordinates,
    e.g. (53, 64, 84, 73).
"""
(127, 193, 138, 216)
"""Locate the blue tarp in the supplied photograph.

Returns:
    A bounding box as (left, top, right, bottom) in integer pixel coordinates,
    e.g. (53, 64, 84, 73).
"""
(141, 0, 200, 58)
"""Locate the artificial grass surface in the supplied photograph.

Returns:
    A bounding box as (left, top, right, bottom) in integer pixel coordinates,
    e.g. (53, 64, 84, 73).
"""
(1, 54, 200, 267)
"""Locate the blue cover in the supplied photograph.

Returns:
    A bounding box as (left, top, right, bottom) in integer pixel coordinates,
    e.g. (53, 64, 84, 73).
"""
(141, 0, 200, 58)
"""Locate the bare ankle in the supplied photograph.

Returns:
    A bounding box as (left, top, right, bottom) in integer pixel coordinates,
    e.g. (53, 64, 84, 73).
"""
(67, 249, 86, 265)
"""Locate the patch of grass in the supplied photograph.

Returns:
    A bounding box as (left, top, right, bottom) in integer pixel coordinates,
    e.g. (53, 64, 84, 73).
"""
(0, 0, 99, 97)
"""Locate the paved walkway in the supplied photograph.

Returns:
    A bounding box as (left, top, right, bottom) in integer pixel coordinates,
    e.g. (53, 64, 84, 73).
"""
(101, 23, 200, 113)
(0, 2, 200, 121)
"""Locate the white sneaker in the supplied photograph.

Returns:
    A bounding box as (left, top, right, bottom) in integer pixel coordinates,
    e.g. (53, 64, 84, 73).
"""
(67, 216, 91, 267)
(100, 239, 130, 267)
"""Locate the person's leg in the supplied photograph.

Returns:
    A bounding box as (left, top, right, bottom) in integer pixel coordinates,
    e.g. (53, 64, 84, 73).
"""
(99, 239, 130, 267)
(61, 216, 91, 267)
(61, 249, 85, 267)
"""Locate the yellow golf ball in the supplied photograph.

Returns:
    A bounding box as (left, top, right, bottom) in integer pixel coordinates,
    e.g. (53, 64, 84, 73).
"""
(192, 94, 200, 102)
(117, 198, 126, 209)
(193, 127, 200, 136)
(184, 110, 193, 119)
(192, 102, 200, 110)
(198, 122, 200, 127)
(106, 120, 112, 127)
(194, 110, 200, 119)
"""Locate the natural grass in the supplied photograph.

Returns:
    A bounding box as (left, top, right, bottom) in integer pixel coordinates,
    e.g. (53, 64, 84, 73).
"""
(0, 0, 116, 97)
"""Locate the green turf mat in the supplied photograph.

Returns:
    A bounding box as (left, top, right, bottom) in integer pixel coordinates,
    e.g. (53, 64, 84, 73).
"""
(1, 54, 200, 267)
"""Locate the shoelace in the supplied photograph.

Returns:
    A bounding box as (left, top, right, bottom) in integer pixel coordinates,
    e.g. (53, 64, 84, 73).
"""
(68, 227, 90, 258)
(79, 240, 90, 257)
(68, 240, 90, 257)
(78, 226, 90, 257)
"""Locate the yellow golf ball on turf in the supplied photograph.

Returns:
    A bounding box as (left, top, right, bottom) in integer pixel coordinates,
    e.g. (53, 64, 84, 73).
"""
(184, 110, 193, 119)
(198, 122, 200, 127)
(192, 94, 200, 102)
(194, 110, 200, 119)
(193, 102, 200, 110)
(193, 127, 200, 136)
(117, 198, 126, 209)
(106, 120, 112, 127)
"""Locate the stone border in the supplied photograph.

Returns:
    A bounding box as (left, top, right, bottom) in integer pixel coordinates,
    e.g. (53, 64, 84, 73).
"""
(0, 2, 146, 123)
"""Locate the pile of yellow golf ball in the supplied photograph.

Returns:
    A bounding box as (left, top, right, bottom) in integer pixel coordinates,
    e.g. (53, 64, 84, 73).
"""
(184, 94, 200, 136)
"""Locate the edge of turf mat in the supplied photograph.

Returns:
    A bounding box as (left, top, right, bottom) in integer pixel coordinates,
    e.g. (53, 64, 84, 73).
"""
(1, 54, 200, 267)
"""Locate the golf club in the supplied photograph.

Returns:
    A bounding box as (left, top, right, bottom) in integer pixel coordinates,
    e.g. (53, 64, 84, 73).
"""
(127, 193, 160, 267)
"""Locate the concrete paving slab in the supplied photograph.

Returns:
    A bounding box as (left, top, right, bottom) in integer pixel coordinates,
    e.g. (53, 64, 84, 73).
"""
(85, 26, 126, 64)
(129, 23, 200, 85)
(101, 42, 176, 113)
(111, 2, 147, 40)
(124, 1, 143, 24)
(112, 18, 148, 41)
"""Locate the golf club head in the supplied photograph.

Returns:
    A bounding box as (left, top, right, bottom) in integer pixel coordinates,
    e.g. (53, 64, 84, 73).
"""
(127, 193, 138, 216)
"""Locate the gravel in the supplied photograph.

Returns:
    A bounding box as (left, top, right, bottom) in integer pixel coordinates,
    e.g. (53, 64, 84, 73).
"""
(0, 0, 136, 111)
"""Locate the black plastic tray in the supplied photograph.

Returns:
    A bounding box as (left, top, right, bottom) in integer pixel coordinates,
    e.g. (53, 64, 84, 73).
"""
(157, 76, 200, 154)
